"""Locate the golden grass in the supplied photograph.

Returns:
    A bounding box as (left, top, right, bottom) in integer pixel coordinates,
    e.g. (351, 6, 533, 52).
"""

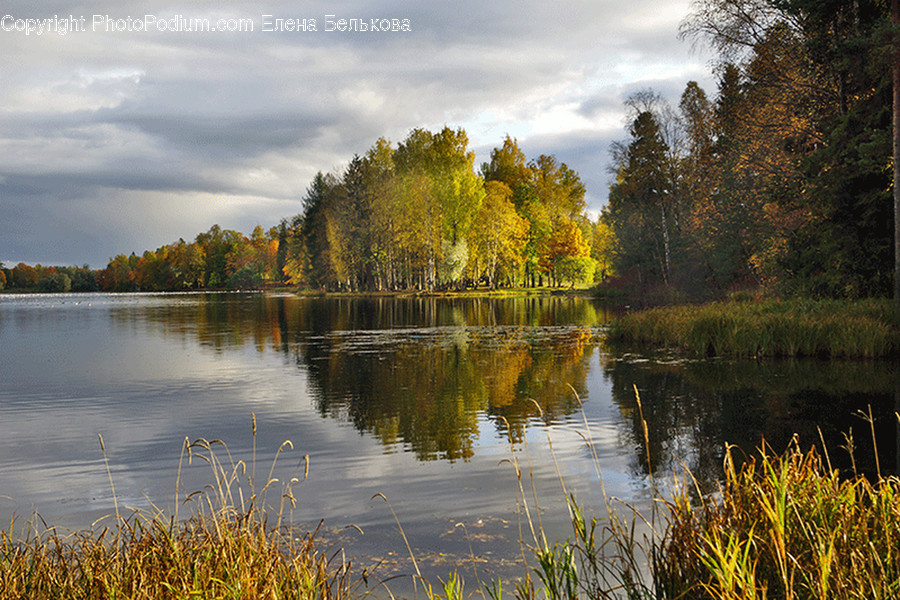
(0, 423, 358, 600)
(499, 389, 900, 600)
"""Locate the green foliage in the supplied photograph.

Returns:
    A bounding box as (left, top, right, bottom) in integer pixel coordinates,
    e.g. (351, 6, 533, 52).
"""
(37, 272, 72, 293)
(607, 109, 677, 286)
(439, 238, 468, 286)
(282, 129, 591, 292)
(554, 256, 596, 288)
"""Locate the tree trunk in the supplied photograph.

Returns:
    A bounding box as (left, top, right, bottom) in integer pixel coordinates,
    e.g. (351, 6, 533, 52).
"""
(660, 205, 671, 286)
(893, 0, 900, 309)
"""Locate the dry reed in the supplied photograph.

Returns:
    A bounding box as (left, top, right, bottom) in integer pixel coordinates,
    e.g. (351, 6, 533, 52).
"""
(0, 417, 358, 600)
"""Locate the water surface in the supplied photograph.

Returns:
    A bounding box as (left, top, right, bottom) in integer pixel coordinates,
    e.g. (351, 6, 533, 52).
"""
(1, 292, 897, 591)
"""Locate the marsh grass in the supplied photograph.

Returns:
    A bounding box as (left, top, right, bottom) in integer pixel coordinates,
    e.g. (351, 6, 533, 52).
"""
(0, 417, 358, 600)
(482, 388, 900, 600)
(652, 436, 900, 599)
(607, 298, 899, 358)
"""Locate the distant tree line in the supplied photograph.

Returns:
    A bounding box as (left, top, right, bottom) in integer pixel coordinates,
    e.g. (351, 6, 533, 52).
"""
(0, 262, 99, 293)
(603, 0, 896, 299)
(99, 224, 280, 292)
(4, 129, 603, 293)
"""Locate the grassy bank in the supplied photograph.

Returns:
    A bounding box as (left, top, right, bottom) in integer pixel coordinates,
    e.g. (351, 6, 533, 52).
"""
(607, 298, 900, 358)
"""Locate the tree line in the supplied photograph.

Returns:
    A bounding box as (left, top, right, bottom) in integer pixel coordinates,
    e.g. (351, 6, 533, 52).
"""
(282, 128, 599, 292)
(4, 129, 604, 294)
(603, 0, 896, 299)
(0, 263, 100, 293)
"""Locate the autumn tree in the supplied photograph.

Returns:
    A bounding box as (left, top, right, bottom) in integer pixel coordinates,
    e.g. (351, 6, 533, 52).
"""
(468, 181, 528, 288)
(547, 218, 595, 287)
(481, 135, 532, 193)
(100, 254, 139, 292)
(482, 143, 591, 287)
(269, 129, 593, 292)
(591, 215, 617, 281)
(681, 0, 895, 297)
(362, 138, 398, 290)
(299, 172, 340, 289)
(280, 215, 309, 286)
(11, 263, 39, 289)
(37, 271, 72, 293)
(169, 239, 206, 289)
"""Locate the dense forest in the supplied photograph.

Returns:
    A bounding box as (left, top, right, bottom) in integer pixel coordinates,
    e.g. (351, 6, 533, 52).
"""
(606, 0, 896, 299)
(3, 0, 896, 299)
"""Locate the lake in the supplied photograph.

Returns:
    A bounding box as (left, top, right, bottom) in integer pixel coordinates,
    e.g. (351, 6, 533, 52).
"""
(1, 292, 897, 592)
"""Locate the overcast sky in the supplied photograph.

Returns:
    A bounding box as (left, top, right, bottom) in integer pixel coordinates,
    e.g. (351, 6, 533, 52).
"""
(1, 1, 714, 269)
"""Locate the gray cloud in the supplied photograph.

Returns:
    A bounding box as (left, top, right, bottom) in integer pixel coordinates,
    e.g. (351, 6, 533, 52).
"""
(0, 0, 713, 268)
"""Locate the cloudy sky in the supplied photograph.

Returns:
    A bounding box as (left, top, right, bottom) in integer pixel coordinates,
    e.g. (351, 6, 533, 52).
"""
(1, 1, 714, 268)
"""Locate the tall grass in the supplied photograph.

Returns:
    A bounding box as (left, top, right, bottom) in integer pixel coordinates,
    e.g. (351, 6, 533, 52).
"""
(0, 419, 358, 600)
(607, 298, 899, 358)
(4, 398, 900, 600)
(652, 437, 900, 599)
(483, 389, 900, 600)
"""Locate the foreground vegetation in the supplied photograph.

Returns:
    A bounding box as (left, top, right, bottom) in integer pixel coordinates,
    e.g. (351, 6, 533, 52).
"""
(469, 391, 900, 600)
(652, 439, 900, 599)
(0, 434, 357, 600)
(3, 401, 900, 600)
(0, 511, 352, 600)
(505, 429, 900, 600)
(607, 298, 900, 358)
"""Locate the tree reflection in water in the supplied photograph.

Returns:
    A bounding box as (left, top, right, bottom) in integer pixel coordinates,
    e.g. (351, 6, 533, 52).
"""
(130, 293, 606, 461)
(125, 292, 900, 485)
(604, 356, 900, 488)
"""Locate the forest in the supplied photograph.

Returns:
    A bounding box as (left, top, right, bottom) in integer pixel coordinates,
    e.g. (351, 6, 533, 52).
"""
(3, 0, 896, 300)
(606, 0, 897, 299)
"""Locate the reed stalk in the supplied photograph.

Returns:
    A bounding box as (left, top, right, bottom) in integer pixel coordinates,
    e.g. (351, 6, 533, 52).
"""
(0, 418, 359, 600)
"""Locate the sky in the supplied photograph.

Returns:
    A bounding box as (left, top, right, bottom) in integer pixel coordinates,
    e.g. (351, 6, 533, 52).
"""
(1, 1, 714, 269)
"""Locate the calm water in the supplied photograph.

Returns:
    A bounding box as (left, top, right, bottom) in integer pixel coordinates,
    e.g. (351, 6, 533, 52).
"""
(1, 292, 898, 590)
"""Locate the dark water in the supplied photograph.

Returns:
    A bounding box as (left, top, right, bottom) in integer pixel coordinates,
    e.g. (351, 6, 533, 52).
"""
(1, 292, 897, 591)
